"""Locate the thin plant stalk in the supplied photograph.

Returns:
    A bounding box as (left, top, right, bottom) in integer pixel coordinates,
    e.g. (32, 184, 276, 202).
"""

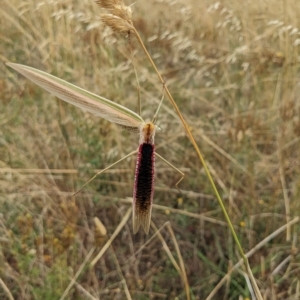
(131, 27, 263, 300)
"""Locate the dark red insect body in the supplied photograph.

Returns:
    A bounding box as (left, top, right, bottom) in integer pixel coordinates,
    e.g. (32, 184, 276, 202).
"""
(133, 143, 155, 234)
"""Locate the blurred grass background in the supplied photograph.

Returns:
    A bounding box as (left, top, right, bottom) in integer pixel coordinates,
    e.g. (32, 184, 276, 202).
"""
(1, 0, 300, 299)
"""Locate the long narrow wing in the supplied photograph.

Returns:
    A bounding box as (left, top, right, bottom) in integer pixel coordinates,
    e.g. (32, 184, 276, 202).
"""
(133, 143, 155, 234)
(7, 63, 144, 129)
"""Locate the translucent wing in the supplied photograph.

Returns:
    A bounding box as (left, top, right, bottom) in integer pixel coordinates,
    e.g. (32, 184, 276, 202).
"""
(133, 143, 155, 234)
(7, 63, 144, 129)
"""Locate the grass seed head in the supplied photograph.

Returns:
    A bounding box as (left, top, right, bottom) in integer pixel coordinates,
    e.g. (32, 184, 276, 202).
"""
(101, 13, 134, 33)
(96, 0, 133, 33)
(111, 5, 132, 22)
(94, 217, 107, 236)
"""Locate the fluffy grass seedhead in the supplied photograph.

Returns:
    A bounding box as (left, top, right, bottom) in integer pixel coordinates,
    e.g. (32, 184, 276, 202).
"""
(96, 0, 132, 20)
(96, 0, 134, 33)
(101, 13, 134, 33)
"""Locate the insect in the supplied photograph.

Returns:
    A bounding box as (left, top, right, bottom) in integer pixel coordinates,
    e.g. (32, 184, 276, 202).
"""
(6, 63, 184, 234)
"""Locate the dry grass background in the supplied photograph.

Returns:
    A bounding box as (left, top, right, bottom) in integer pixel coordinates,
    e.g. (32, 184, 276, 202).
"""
(1, 0, 300, 299)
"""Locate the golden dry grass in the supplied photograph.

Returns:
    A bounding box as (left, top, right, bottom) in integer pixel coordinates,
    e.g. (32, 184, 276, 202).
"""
(1, 0, 300, 299)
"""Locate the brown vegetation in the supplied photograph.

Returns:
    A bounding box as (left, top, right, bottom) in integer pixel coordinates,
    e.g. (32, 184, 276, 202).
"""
(1, 0, 300, 299)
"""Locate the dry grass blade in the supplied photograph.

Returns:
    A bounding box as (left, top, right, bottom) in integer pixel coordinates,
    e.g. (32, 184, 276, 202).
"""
(0, 168, 78, 174)
(110, 247, 132, 300)
(245, 262, 262, 300)
(73, 282, 98, 300)
(271, 255, 292, 277)
(90, 207, 132, 267)
(119, 197, 234, 227)
(60, 209, 131, 299)
(0, 278, 14, 300)
(151, 222, 186, 290)
(167, 224, 191, 300)
(206, 217, 300, 299)
(126, 222, 170, 262)
(238, 270, 255, 299)
(277, 136, 291, 241)
(199, 131, 251, 176)
(60, 247, 96, 300)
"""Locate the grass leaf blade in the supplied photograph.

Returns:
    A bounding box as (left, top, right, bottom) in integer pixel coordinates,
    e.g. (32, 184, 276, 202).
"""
(7, 63, 144, 129)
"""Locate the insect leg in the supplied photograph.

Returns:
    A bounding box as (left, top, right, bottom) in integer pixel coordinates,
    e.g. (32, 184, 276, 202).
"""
(155, 152, 185, 192)
(74, 149, 138, 196)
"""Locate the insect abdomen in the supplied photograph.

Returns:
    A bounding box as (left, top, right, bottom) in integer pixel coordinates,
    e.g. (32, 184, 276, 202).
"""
(133, 143, 155, 234)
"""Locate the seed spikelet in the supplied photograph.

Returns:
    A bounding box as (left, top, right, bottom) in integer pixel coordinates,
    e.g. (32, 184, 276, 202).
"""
(96, 0, 133, 33)
(101, 14, 134, 33)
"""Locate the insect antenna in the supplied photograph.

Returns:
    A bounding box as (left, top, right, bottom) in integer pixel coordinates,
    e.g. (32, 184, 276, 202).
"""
(152, 83, 166, 124)
(128, 33, 142, 116)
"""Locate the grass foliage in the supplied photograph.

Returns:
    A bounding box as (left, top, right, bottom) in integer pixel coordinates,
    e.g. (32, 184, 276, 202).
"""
(1, 0, 300, 299)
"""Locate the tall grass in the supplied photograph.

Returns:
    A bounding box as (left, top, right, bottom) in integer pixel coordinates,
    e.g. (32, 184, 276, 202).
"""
(1, 0, 300, 299)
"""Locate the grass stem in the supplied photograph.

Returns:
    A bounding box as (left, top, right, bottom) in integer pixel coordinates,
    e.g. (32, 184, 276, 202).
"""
(132, 26, 263, 300)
